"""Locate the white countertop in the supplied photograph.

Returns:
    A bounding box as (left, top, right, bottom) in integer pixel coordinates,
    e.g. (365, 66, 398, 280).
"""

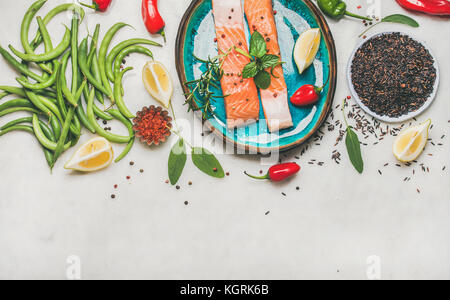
(0, 0, 449, 280)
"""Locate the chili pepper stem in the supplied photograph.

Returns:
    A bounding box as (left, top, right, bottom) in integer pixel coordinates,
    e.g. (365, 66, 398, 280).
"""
(342, 98, 349, 127)
(160, 29, 166, 43)
(79, 3, 96, 10)
(345, 11, 372, 21)
(315, 71, 331, 93)
(244, 171, 270, 180)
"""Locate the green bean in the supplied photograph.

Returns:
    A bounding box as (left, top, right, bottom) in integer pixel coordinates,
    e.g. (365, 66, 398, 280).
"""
(36, 16, 54, 74)
(0, 86, 55, 99)
(113, 67, 135, 118)
(0, 107, 40, 117)
(59, 53, 78, 107)
(53, 107, 75, 163)
(9, 27, 71, 63)
(56, 64, 67, 118)
(78, 38, 111, 97)
(37, 95, 63, 123)
(114, 45, 154, 78)
(24, 89, 52, 116)
(89, 24, 104, 104)
(32, 114, 70, 151)
(19, 0, 52, 74)
(16, 61, 61, 90)
(99, 23, 131, 103)
(108, 109, 135, 163)
(0, 46, 46, 83)
(75, 80, 96, 133)
(0, 98, 34, 111)
(0, 124, 34, 137)
(87, 88, 130, 144)
(31, 3, 85, 49)
(0, 117, 33, 130)
(49, 114, 61, 141)
(71, 15, 79, 94)
(0, 92, 9, 100)
(106, 39, 160, 82)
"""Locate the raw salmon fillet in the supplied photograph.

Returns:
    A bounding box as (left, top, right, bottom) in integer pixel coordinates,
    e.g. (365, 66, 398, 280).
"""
(212, 0, 260, 129)
(244, 0, 293, 132)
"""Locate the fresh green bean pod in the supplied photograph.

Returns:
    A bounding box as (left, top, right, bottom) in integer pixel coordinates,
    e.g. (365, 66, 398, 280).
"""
(78, 38, 111, 97)
(32, 114, 70, 151)
(113, 45, 154, 78)
(106, 39, 160, 82)
(49, 114, 61, 141)
(24, 89, 52, 117)
(0, 117, 33, 130)
(0, 46, 46, 83)
(71, 15, 79, 94)
(113, 67, 135, 119)
(0, 107, 40, 117)
(9, 27, 71, 63)
(37, 95, 63, 123)
(0, 92, 9, 100)
(99, 23, 132, 103)
(16, 61, 61, 90)
(75, 80, 96, 133)
(31, 3, 85, 49)
(0, 86, 56, 99)
(59, 53, 78, 107)
(87, 88, 130, 144)
(108, 109, 135, 163)
(89, 24, 104, 104)
(19, 0, 52, 74)
(53, 107, 75, 163)
(36, 15, 54, 74)
(0, 124, 34, 137)
(0, 98, 34, 111)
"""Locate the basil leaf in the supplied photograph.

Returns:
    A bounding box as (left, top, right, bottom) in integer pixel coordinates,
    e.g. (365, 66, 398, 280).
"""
(254, 70, 271, 90)
(345, 127, 364, 174)
(191, 147, 225, 178)
(382, 14, 419, 28)
(249, 31, 267, 58)
(242, 61, 260, 79)
(261, 54, 281, 69)
(168, 138, 187, 185)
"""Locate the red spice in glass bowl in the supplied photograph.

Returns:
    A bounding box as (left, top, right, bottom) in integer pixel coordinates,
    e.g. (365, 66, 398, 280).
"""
(133, 106, 172, 146)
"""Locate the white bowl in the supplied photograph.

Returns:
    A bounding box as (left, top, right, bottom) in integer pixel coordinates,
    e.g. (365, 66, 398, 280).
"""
(347, 31, 440, 123)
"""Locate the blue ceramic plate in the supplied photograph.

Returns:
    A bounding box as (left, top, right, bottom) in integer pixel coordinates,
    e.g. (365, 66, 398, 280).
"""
(176, 0, 336, 153)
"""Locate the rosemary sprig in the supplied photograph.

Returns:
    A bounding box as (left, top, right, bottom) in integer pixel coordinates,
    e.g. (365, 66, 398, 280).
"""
(184, 49, 231, 121)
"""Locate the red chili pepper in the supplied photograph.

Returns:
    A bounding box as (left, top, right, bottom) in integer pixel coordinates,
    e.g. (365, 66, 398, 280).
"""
(290, 74, 330, 107)
(396, 0, 450, 16)
(80, 0, 112, 12)
(245, 163, 301, 182)
(142, 0, 166, 42)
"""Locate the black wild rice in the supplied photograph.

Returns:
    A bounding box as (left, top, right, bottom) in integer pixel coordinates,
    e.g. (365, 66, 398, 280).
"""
(351, 32, 436, 118)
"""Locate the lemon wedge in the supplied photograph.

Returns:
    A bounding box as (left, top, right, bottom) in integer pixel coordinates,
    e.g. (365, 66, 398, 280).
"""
(393, 119, 431, 163)
(142, 61, 173, 108)
(64, 137, 114, 172)
(294, 28, 321, 74)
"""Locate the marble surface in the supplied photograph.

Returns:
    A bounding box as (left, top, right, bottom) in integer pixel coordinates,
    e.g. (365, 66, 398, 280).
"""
(0, 0, 449, 280)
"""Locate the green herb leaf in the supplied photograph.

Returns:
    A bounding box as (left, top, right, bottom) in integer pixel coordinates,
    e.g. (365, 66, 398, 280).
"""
(254, 70, 271, 90)
(261, 54, 281, 69)
(191, 147, 225, 178)
(168, 138, 187, 185)
(345, 127, 364, 174)
(249, 31, 267, 58)
(382, 14, 419, 27)
(242, 61, 260, 79)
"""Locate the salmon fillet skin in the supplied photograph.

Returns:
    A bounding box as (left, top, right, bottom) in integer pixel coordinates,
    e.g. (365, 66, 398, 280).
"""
(212, 0, 260, 129)
(244, 0, 293, 132)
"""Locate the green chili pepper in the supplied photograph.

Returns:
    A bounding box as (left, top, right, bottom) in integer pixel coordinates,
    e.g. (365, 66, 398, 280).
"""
(317, 0, 372, 21)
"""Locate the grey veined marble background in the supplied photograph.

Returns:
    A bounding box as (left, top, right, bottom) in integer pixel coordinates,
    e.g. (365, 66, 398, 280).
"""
(0, 0, 449, 280)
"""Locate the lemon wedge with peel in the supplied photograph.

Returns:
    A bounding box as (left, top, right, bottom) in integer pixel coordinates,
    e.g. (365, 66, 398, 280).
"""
(64, 137, 114, 172)
(393, 119, 431, 163)
(142, 61, 173, 108)
(294, 28, 321, 74)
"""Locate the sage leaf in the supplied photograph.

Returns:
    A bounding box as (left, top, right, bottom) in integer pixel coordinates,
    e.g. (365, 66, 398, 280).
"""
(261, 54, 281, 69)
(242, 61, 260, 79)
(191, 147, 225, 178)
(345, 127, 364, 174)
(168, 138, 187, 185)
(254, 70, 271, 90)
(249, 31, 267, 58)
(382, 14, 419, 27)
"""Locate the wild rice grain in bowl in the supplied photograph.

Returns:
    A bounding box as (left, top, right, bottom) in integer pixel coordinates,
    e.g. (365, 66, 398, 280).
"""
(351, 32, 437, 118)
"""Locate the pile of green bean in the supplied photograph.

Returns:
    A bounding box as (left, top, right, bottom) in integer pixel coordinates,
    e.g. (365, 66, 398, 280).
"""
(0, 0, 160, 169)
